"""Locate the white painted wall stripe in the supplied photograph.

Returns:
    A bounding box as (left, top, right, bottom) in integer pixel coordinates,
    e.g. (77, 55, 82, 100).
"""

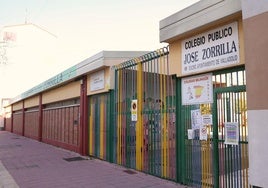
(248, 109, 268, 187)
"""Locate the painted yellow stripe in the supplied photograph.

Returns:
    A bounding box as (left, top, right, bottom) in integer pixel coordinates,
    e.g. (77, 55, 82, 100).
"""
(163, 52, 168, 178)
(136, 59, 143, 170)
(100, 97, 104, 159)
(201, 105, 212, 187)
(242, 92, 248, 187)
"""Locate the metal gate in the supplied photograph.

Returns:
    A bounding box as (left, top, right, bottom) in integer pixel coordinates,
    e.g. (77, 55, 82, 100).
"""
(88, 93, 110, 160)
(114, 47, 176, 180)
(181, 67, 248, 187)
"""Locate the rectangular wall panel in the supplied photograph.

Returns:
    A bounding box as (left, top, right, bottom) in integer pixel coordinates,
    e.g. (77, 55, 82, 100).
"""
(42, 105, 80, 152)
(24, 110, 39, 140)
(12, 111, 23, 135)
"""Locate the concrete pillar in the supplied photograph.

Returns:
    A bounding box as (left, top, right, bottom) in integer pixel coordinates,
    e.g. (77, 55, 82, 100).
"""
(242, 1, 268, 187)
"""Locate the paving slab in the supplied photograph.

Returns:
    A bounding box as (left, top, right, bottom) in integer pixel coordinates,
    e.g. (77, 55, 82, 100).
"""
(0, 131, 189, 188)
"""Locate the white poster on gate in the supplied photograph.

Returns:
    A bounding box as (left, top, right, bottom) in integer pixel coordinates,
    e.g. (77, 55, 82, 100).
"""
(200, 126, 208, 141)
(182, 73, 213, 105)
(181, 22, 239, 75)
(191, 109, 202, 130)
(225, 122, 239, 145)
(131, 99, 138, 121)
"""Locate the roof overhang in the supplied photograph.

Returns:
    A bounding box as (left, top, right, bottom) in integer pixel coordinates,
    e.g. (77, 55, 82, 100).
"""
(159, 0, 242, 42)
(10, 51, 148, 105)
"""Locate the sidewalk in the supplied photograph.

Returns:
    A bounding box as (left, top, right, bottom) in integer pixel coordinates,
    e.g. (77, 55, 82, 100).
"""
(0, 131, 188, 188)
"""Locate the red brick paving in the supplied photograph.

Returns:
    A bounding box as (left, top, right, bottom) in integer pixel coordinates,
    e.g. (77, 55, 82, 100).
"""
(0, 131, 188, 188)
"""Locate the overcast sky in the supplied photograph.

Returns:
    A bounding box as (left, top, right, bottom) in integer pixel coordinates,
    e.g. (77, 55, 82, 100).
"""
(0, 0, 199, 99)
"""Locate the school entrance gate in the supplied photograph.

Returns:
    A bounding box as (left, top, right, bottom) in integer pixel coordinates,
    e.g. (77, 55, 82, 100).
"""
(179, 66, 248, 188)
(114, 47, 176, 180)
(88, 93, 112, 161)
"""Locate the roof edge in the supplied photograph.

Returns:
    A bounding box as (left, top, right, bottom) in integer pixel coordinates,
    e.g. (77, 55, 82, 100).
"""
(9, 51, 148, 105)
(159, 0, 242, 42)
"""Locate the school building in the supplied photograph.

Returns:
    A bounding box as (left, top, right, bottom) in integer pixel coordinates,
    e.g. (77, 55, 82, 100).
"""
(3, 0, 268, 187)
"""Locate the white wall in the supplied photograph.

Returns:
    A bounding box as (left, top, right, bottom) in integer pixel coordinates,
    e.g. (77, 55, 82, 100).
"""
(242, 0, 268, 19)
(248, 110, 268, 187)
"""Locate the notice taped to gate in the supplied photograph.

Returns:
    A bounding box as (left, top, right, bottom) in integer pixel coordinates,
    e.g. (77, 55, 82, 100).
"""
(131, 99, 137, 121)
(182, 73, 213, 105)
(224, 122, 239, 145)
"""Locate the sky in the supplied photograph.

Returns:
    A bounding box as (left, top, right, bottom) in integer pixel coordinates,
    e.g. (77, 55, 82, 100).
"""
(0, 0, 199, 100)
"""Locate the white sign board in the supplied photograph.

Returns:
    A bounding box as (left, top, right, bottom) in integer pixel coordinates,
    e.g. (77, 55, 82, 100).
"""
(200, 126, 207, 141)
(181, 22, 239, 75)
(202, 114, 213, 125)
(131, 99, 137, 121)
(182, 73, 213, 105)
(191, 109, 202, 130)
(90, 70, 105, 91)
(225, 122, 239, 145)
(188, 129, 194, 140)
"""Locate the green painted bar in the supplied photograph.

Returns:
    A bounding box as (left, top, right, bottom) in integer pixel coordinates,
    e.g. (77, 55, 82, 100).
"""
(109, 90, 115, 163)
(105, 94, 108, 160)
(213, 91, 220, 188)
(176, 77, 184, 184)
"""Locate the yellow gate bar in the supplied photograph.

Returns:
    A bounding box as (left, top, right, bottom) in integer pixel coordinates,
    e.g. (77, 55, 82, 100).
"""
(136, 58, 143, 171)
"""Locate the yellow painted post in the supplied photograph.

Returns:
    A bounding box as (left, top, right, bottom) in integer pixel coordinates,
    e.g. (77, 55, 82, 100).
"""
(201, 104, 213, 187)
(100, 96, 104, 159)
(163, 49, 168, 178)
(136, 59, 143, 171)
(241, 91, 248, 187)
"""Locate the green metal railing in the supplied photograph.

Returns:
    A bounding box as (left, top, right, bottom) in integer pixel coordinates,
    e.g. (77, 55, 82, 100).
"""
(113, 47, 177, 180)
(180, 66, 248, 188)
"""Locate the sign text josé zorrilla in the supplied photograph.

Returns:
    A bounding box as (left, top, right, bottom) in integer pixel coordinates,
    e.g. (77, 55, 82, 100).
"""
(181, 22, 239, 75)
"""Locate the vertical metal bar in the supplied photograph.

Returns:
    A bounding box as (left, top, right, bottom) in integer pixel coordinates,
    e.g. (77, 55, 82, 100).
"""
(153, 53, 157, 175)
(109, 89, 115, 163)
(100, 95, 104, 159)
(133, 63, 137, 168)
(113, 69, 118, 163)
(176, 77, 184, 183)
(104, 94, 108, 160)
(122, 68, 126, 166)
(148, 54, 153, 175)
(89, 97, 93, 156)
(213, 90, 219, 188)
(142, 55, 147, 173)
(136, 58, 143, 171)
(117, 70, 121, 164)
(157, 52, 161, 176)
(161, 49, 167, 178)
